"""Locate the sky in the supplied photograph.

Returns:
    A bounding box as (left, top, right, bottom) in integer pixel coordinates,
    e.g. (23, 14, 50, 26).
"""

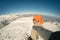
(0, 0, 60, 16)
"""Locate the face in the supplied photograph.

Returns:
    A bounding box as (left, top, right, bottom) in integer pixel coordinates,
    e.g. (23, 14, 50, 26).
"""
(33, 20, 42, 27)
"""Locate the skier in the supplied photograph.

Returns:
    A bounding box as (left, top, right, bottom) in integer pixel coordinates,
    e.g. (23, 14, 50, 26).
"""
(31, 15, 52, 40)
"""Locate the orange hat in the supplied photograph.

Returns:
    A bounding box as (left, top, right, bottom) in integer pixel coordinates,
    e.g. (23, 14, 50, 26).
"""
(33, 15, 44, 24)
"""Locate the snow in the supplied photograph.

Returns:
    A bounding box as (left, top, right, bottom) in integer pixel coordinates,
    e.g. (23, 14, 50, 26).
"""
(0, 17, 33, 40)
(0, 17, 60, 40)
(43, 22, 60, 32)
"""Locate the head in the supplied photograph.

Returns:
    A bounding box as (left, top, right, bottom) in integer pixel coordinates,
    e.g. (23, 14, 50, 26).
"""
(33, 15, 44, 27)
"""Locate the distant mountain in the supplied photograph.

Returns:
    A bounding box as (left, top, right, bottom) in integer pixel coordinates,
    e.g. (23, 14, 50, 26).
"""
(0, 14, 60, 29)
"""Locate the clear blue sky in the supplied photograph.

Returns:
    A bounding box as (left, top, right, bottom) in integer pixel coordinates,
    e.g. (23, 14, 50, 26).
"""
(0, 0, 60, 16)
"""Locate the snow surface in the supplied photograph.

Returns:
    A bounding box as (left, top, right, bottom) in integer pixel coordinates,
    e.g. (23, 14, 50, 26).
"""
(0, 17, 33, 40)
(43, 22, 60, 32)
(0, 17, 60, 40)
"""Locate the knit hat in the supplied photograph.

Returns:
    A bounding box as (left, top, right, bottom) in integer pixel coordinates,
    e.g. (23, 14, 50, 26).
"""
(33, 15, 44, 24)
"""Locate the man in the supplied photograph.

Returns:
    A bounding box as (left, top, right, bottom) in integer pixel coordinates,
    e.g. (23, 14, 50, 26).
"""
(31, 15, 52, 40)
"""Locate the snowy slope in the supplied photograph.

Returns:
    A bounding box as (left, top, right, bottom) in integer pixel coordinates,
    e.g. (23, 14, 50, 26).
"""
(0, 17, 33, 40)
(43, 22, 60, 32)
(0, 17, 60, 40)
